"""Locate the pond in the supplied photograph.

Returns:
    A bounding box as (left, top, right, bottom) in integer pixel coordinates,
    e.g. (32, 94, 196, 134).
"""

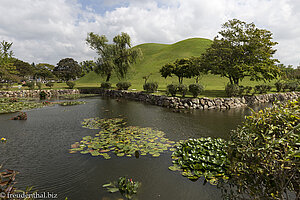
(0, 97, 266, 200)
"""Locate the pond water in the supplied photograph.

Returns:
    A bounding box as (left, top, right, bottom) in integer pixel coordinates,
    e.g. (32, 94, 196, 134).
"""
(0, 97, 267, 200)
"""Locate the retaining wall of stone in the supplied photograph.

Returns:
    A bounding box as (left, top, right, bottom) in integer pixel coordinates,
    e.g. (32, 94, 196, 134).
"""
(1, 88, 299, 110)
(0, 89, 80, 98)
(79, 88, 300, 110)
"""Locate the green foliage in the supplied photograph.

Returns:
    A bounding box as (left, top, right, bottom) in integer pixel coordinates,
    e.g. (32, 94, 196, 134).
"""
(116, 82, 131, 90)
(39, 91, 47, 99)
(225, 83, 239, 97)
(177, 84, 188, 97)
(80, 60, 96, 76)
(34, 63, 55, 81)
(0, 98, 52, 114)
(103, 176, 141, 200)
(254, 84, 272, 94)
(166, 84, 178, 97)
(86, 32, 142, 82)
(58, 101, 86, 106)
(100, 82, 111, 89)
(160, 58, 203, 84)
(188, 83, 204, 97)
(143, 82, 158, 93)
(202, 19, 280, 85)
(53, 58, 81, 81)
(45, 82, 54, 88)
(0, 40, 19, 83)
(26, 81, 35, 90)
(226, 100, 300, 199)
(36, 82, 42, 89)
(69, 118, 176, 159)
(12, 58, 34, 78)
(66, 81, 76, 89)
(170, 138, 230, 184)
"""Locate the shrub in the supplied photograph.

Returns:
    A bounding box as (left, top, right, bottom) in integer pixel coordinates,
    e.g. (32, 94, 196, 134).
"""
(100, 82, 111, 89)
(166, 84, 178, 97)
(177, 84, 188, 97)
(0, 83, 3, 89)
(116, 82, 131, 90)
(39, 91, 47, 99)
(254, 84, 271, 94)
(225, 83, 239, 97)
(227, 100, 300, 199)
(36, 82, 42, 89)
(244, 86, 253, 95)
(143, 82, 158, 93)
(26, 81, 35, 90)
(189, 83, 204, 97)
(66, 81, 76, 89)
(45, 82, 54, 88)
(287, 81, 299, 91)
(275, 81, 283, 92)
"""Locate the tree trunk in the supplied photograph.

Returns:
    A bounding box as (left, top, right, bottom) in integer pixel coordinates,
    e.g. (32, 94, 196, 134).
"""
(106, 73, 111, 82)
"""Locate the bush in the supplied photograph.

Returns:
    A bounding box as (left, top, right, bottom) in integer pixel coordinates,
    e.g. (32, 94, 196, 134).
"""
(225, 83, 239, 97)
(244, 86, 253, 95)
(39, 91, 47, 99)
(275, 81, 283, 92)
(166, 84, 178, 97)
(66, 81, 76, 89)
(189, 83, 204, 97)
(177, 84, 188, 97)
(116, 82, 131, 90)
(227, 100, 300, 199)
(36, 82, 42, 89)
(287, 81, 299, 91)
(26, 81, 35, 90)
(254, 84, 271, 94)
(0, 83, 3, 89)
(45, 82, 54, 88)
(143, 82, 158, 93)
(100, 82, 111, 89)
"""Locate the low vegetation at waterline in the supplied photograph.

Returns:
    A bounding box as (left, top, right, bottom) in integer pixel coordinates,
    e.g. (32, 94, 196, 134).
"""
(103, 176, 141, 200)
(0, 97, 87, 114)
(69, 118, 176, 159)
(168, 99, 299, 199)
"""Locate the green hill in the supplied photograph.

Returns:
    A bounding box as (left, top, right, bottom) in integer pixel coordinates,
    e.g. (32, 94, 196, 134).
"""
(78, 38, 213, 89)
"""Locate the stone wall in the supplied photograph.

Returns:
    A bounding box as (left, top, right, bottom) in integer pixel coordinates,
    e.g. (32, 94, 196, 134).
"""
(79, 88, 300, 110)
(1, 88, 299, 110)
(0, 89, 80, 98)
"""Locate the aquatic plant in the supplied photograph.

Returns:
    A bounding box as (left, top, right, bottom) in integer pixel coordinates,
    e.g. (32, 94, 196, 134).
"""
(58, 101, 86, 106)
(11, 112, 27, 120)
(0, 101, 46, 114)
(70, 118, 176, 159)
(169, 137, 230, 185)
(103, 176, 141, 200)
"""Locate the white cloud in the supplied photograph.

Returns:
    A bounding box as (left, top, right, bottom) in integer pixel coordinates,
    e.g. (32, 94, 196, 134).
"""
(0, 0, 299, 66)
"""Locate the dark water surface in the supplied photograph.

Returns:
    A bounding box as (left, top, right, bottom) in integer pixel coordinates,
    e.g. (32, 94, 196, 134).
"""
(0, 97, 264, 200)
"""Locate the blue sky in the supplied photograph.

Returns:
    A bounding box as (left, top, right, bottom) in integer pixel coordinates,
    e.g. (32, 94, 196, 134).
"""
(0, 0, 299, 66)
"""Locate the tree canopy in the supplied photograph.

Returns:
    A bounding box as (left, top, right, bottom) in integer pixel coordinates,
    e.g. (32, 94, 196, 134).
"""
(0, 40, 19, 83)
(53, 58, 81, 81)
(202, 19, 280, 85)
(160, 57, 205, 84)
(86, 32, 142, 82)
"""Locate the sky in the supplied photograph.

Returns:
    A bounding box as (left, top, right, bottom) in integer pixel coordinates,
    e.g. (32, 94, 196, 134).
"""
(0, 0, 299, 67)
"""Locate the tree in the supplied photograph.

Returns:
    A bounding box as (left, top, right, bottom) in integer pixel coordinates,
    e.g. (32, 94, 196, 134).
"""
(35, 63, 55, 81)
(86, 32, 142, 82)
(12, 58, 34, 79)
(53, 58, 81, 81)
(0, 40, 19, 83)
(202, 19, 280, 85)
(80, 60, 96, 77)
(160, 58, 203, 84)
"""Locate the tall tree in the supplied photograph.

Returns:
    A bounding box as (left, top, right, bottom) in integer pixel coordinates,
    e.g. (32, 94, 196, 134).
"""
(0, 41, 18, 83)
(35, 63, 55, 81)
(86, 32, 142, 82)
(79, 60, 96, 77)
(53, 58, 81, 81)
(202, 19, 280, 85)
(12, 58, 34, 79)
